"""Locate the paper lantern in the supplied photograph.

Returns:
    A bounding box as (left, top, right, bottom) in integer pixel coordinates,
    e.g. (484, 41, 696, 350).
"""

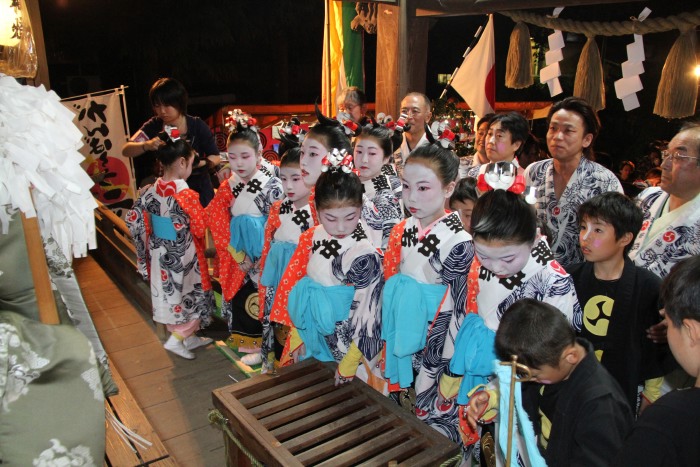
(0, 1, 21, 47)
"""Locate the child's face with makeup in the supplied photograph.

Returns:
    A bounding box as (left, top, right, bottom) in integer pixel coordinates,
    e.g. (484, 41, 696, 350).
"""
(318, 204, 362, 239)
(579, 216, 627, 263)
(300, 136, 328, 188)
(474, 238, 532, 279)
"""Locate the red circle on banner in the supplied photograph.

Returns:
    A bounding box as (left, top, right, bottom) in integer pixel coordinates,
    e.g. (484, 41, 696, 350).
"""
(552, 206, 561, 216)
(662, 231, 676, 243)
(87, 157, 129, 204)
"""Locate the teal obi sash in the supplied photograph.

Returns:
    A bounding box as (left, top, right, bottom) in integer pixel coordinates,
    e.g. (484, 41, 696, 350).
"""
(229, 215, 267, 259)
(288, 276, 354, 362)
(382, 273, 447, 389)
(260, 241, 297, 288)
(450, 313, 497, 404)
(149, 213, 177, 241)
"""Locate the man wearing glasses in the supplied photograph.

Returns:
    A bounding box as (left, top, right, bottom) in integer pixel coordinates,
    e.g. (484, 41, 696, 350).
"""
(394, 92, 433, 176)
(629, 123, 700, 279)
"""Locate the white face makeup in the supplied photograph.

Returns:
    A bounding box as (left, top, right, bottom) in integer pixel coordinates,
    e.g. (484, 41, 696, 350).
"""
(280, 166, 311, 204)
(402, 162, 454, 227)
(474, 239, 532, 279)
(227, 141, 260, 183)
(318, 205, 362, 239)
(354, 137, 387, 182)
(300, 136, 329, 188)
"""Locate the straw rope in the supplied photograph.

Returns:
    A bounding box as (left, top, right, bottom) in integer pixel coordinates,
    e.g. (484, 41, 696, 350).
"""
(208, 409, 264, 467)
(500, 9, 700, 35)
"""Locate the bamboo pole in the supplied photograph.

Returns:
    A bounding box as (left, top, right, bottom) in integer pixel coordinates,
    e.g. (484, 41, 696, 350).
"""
(21, 212, 59, 324)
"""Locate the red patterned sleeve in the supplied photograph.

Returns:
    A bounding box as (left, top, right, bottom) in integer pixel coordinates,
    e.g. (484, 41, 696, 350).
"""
(175, 188, 212, 291)
(382, 220, 406, 281)
(206, 178, 234, 250)
(268, 227, 315, 327)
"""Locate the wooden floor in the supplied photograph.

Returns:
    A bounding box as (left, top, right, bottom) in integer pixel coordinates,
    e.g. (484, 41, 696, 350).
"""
(74, 255, 246, 467)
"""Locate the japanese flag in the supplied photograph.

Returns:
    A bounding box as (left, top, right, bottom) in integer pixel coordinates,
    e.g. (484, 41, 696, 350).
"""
(450, 15, 496, 118)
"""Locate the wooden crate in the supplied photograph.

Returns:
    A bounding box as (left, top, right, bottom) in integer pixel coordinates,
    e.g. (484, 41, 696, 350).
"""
(212, 358, 460, 466)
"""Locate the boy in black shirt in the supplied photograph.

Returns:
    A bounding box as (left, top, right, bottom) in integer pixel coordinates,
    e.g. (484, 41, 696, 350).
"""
(465, 299, 633, 466)
(614, 256, 700, 466)
(568, 192, 666, 412)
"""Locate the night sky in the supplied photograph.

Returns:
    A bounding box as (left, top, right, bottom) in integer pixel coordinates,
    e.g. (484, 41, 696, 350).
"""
(37, 1, 697, 163)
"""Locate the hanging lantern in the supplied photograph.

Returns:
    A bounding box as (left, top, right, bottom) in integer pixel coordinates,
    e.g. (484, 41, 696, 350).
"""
(0, 0, 36, 78)
(0, 0, 21, 47)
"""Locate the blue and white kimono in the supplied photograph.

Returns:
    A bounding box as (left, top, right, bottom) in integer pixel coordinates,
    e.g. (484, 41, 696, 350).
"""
(360, 173, 403, 250)
(127, 179, 213, 327)
(476, 237, 581, 334)
(288, 223, 385, 391)
(629, 187, 700, 278)
(207, 163, 283, 344)
(524, 157, 623, 268)
(383, 212, 474, 442)
(259, 197, 315, 369)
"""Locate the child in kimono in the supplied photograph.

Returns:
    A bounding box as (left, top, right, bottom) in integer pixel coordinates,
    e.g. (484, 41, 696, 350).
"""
(127, 137, 213, 359)
(206, 115, 284, 353)
(270, 149, 385, 392)
(299, 109, 353, 190)
(353, 124, 404, 250)
(446, 188, 581, 456)
(249, 147, 318, 370)
(382, 143, 474, 442)
(569, 192, 666, 413)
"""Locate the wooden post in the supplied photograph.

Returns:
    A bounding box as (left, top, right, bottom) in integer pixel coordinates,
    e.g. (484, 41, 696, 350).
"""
(376, 0, 431, 116)
(20, 213, 59, 324)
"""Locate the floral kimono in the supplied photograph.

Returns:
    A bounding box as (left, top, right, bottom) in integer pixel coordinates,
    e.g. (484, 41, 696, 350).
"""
(629, 187, 700, 278)
(524, 157, 623, 268)
(382, 212, 473, 442)
(127, 178, 213, 326)
(207, 164, 283, 348)
(269, 223, 386, 392)
(360, 173, 403, 250)
(257, 195, 318, 370)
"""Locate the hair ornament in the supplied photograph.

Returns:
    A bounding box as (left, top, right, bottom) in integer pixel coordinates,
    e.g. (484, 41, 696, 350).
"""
(225, 109, 258, 135)
(337, 111, 361, 137)
(321, 148, 357, 174)
(429, 120, 456, 149)
(278, 116, 306, 144)
(162, 125, 180, 142)
(477, 161, 526, 195)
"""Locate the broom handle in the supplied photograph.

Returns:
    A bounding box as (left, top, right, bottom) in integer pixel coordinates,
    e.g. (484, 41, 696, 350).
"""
(21, 213, 59, 324)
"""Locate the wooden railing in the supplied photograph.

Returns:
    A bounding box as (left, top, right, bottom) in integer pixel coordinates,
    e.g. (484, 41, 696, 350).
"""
(92, 201, 151, 315)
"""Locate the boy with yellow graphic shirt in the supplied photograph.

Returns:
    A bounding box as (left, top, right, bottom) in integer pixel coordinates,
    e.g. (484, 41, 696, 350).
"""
(568, 192, 667, 414)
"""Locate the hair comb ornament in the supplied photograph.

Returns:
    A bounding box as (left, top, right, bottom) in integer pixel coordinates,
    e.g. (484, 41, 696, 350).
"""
(225, 109, 258, 135)
(278, 117, 307, 145)
(477, 161, 527, 195)
(429, 120, 456, 149)
(157, 125, 180, 143)
(337, 111, 360, 137)
(321, 148, 357, 174)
